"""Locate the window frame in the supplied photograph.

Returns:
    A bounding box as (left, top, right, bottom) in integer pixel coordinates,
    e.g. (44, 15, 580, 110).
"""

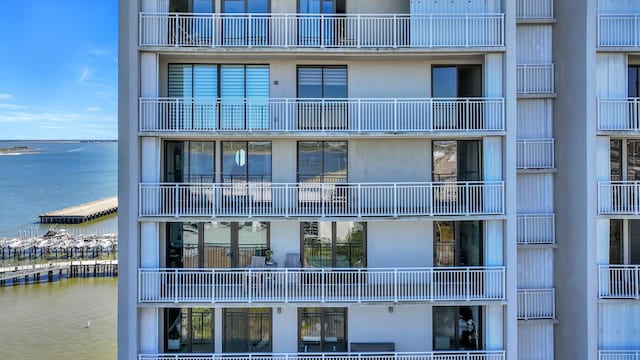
(432, 306, 482, 351)
(222, 308, 273, 353)
(296, 140, 348, 183)
(164, 307, 215, 353)
(299, 221, 367, 268)
(298, 307, 348, 352)
(221, 141, 273, 183)
(167, 222, 271, 269)
(431, 64, 484, 98)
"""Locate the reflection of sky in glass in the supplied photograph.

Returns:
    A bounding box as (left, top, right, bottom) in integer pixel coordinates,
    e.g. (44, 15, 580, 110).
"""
(432, 67, 457, 98)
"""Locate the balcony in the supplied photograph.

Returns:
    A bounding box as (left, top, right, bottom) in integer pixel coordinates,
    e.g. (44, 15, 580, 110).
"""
(598, 98, 640, 132)
(516, 64, 555, 95)
(598, 181, 640, 215)
(517, 214, 556, 245)
(598, 265, 640, 299)
(599, 350, 640, 360)
(138, 267, 506, 304)
(598, 14, 640, 48)
(138, 181, 505, 218)
(139, 352, 507, 360)
(517, 288, 556, 320)
(516, 139, 555, 170)
(139, 13, 505, 49)
(516, 0, 554, 20)
(139, 97, 506, 134)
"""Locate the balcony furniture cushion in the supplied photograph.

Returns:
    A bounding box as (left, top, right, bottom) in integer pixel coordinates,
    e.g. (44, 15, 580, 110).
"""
(350, 342, 395, 352)
(250, 256, 266, 268)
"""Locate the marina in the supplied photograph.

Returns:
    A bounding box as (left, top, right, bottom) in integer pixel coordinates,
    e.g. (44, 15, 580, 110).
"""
(0, 228, 117, 262)
(39, 196, 118, 224)
(0, 260, 118, 287)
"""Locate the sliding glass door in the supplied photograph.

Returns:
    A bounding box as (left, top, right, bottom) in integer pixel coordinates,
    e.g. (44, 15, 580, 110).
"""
(297, 66, 347, 129)
(434, 221, 483, 267)
(223, 308, 272, 352)
(222, 0, 270, 46)
(165, 308, 214, 353)
(167, 222, 269, 269)
(298, 0, 346, 46)
(299, 307, 347, 352)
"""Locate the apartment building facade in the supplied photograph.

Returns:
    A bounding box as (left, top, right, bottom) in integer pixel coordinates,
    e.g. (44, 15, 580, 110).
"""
(118, 0, 587, 359)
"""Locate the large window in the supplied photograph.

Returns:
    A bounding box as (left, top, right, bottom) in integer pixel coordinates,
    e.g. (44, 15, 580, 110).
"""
(433, 306, 481, 351)
(222, 141, 272, 182)
(167, 222, 269, 268)
(223, 308, 272, 353)
(297, 1, 346, 46)
(222, 0, 270, 45)
(165, 141, 215, 183)
(170, 0, 214, 13)
(165, 308, 214, 353)
(630, 65, 640, 98)
(610, 139, 640, 181)
(434, 221, 483, 267)
(432, 140, 482, 182)
(432, 65, 483, 98)
(299, 307, 347, 352)
(610, 219, 640, 265)
(297, 66, 348, 129)
(298, 141, 348, 183)
(301, 222, 366, 268)
(168, 64, 269, 129)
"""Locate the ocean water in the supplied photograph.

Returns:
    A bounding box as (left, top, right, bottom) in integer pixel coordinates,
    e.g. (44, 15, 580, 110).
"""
(0, 141, 118, 359)
(0, 278, 117, 360)
(0, 141, 117, 238)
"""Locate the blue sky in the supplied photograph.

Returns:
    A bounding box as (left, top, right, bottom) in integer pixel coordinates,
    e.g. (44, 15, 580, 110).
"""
(0, 0, 118, 140)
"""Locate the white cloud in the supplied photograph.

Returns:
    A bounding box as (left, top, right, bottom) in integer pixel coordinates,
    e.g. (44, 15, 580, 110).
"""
(0, 109, 115, 125)
(0, 104, 26, 110)
(87, 46, 110, 57)
(85, 107, 102, 112)
(78, 66, 92, 83)
(0, 94, 13, 100)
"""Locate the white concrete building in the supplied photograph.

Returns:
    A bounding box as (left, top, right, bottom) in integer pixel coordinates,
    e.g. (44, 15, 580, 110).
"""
(117, 0, 640, 359)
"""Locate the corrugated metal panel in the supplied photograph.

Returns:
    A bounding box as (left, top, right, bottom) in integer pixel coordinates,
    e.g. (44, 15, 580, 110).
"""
(599, 0, 640, 12)
(517, 173, 554, 213)
(596, 53, 627, 98)
(516, 26, 552, 63)
(517, 99, 553, 138)
(517, 248, 554, 288)
(518, 322, 554, 360)
(599, 302, 640, 349)
(410, 0, 501, 14)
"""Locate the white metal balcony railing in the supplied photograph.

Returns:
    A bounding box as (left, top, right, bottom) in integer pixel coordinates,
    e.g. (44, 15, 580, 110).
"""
(599, 350, 640, 360)
(516, 214, 556, 245)
(138, 352, 507, 360)
(516, 0, 554, 19)
(516, 64, 555, 94)
(598, 14, 640, 47)
(139, 98, 506, 133)
(138, 182, 505, 218)
(516, 288, 556, 320)
(516, 139, 555, 169)
(598, 98, 640, 131)
(138, 267, 506, 304)
(598, 181, 640, 215)
(139, 13, 505, 48)
(599, 265, 640, 299)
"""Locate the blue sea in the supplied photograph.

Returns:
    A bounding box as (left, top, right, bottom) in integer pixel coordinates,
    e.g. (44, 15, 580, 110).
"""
(0, 140, 117, 238)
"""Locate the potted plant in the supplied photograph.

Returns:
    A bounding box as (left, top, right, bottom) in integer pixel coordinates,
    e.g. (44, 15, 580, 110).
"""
(167, 328, 181, 350)
(264, 249, 274, 265)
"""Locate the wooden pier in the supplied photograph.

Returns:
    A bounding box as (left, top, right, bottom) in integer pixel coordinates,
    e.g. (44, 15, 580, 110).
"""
(39, 197, 118, 224)
(0, 260, 118, 287)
